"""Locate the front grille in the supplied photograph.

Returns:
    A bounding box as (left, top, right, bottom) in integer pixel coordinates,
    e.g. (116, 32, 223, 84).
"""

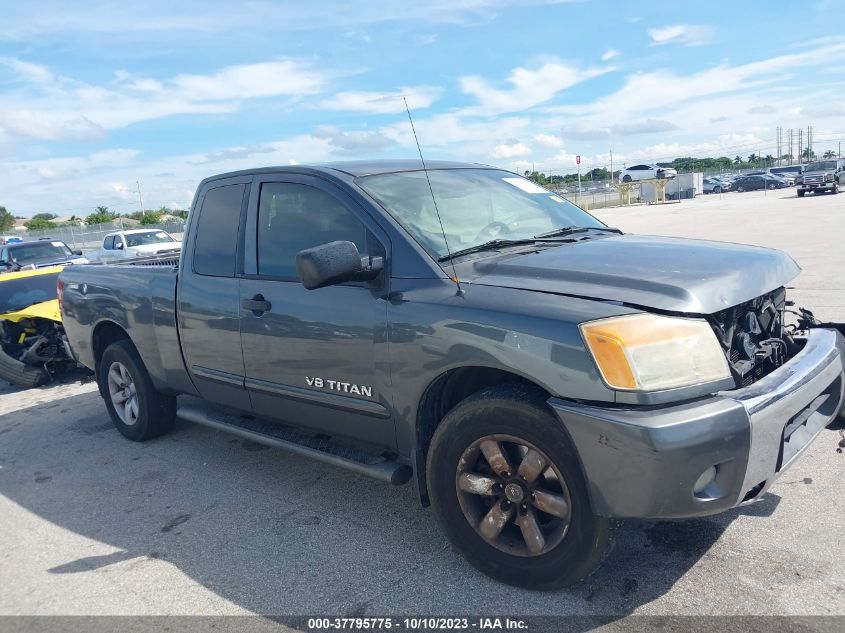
(709, 288, 789, 387)
(803, 175, 824, 184)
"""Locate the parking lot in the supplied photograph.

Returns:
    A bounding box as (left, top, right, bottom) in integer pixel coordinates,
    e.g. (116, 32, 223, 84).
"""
(0, 189, 843, 618)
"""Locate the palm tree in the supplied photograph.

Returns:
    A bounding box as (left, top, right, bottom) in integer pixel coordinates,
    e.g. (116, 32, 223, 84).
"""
(823, 149, 836, 159)
(733, 155, 742, 165)
(94, 205, 110, 214)
(747, 153, 758, 165)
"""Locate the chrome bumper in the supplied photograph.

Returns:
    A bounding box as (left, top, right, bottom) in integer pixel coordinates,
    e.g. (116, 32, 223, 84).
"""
(550, 328, 845, 518)
(726, 327, 845, 500)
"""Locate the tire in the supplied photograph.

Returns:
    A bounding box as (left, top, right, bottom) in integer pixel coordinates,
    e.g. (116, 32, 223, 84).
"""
(714, 186, 721, 194)
(767, 183, 776, 190)
(621, 175, 631, 183)
(427, 384, 616, 590)
(0, 343, 49, 388)
(98, 339, 176, 441)
(736, 185, 745, 192)
(797, 190, 805, 197)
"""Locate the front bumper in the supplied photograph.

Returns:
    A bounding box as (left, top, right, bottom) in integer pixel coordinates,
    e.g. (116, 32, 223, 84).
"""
(799, 183, 835, 192)
(549, 328, 845, 519)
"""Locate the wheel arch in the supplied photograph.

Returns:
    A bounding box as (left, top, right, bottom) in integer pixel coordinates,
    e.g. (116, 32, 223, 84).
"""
(412, 365, 553, 506)
(91, 320, 134, 397)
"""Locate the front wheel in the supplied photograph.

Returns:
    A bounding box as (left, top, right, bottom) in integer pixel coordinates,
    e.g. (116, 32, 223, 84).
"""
(621, 175, 632, 183)
(427, 385, 616, 589)
(98, 339, 176, 441)
(0, 343, 49, 388)
(736, 185, 745, 192)
(797, 190, 805, 197)
(714, 186, 721, 194)
(767, 183, 777, 190)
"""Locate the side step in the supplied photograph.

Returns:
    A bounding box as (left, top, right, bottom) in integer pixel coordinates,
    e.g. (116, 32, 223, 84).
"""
(177, 403, 412, 485)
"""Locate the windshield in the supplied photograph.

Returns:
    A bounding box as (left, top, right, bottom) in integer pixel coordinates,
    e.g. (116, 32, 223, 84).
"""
(125, 231, 175, 247)
(0, 271, 59, 313)
(805, 161, 837, 171)
(8, 241, 73, 263)
(356, 168, 605, 258)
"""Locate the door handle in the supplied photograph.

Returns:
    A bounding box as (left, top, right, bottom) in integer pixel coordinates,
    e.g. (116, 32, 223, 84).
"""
(242, 294, 271, 315)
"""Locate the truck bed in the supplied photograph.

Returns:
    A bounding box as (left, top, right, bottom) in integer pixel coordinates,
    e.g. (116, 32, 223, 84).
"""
(59, 260, 193, 396)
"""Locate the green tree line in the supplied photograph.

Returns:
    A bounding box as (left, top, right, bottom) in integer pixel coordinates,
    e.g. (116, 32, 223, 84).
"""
(7, 205, 189, 231)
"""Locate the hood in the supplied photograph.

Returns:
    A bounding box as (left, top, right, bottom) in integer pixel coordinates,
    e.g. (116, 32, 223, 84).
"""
(459, 234, 800, 314)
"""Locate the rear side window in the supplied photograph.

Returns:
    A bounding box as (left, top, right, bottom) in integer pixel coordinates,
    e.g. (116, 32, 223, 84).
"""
(193, 184, 245, 277)
(104, 236, 114, 250)
(256, 183, 369, 279)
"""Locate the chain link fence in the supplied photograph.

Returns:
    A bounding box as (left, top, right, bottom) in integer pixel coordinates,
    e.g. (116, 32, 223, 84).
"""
(19, 219, 187, 255)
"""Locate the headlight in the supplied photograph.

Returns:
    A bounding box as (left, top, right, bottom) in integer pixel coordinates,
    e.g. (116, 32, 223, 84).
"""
(795, 176, 803, 184)
(825, 173, 834, 182)
(580, 314, 731, 391)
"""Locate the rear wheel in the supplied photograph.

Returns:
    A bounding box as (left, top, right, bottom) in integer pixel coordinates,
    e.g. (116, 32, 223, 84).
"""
(427, 385, 616, 589)
(622, 175, 632, 183)
(98, 339, 175, 441)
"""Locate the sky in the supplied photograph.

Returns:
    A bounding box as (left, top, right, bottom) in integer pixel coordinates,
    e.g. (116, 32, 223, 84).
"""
(2, 0, 845, 216)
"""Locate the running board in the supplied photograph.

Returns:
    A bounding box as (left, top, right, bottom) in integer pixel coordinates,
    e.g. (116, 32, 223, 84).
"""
(177, 403, 412, 485)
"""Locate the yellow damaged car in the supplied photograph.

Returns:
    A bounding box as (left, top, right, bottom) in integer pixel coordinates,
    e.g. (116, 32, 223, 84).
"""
(0, 266, 75, 388)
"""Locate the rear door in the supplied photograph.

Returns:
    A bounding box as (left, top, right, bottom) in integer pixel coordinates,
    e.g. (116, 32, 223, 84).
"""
(238, 173, 394, 448)
(177, 177, 252, 410)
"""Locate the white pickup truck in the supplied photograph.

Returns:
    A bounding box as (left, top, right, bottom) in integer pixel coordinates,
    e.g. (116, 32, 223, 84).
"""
(89, 229, 182, 262)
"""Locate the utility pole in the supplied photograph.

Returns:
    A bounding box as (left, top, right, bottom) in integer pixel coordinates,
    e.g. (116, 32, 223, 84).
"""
(609, 149, 613, 187)
(136, 181, 145, 214)
(787, 128, 793, 165)
(798, 129, 803, 164)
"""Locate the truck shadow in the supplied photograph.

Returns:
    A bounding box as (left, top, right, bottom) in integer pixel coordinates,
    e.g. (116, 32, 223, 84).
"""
(0, 390, 785, 619)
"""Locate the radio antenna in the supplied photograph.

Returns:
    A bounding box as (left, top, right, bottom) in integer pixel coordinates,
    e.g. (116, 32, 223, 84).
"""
(403, 97, 462, 293)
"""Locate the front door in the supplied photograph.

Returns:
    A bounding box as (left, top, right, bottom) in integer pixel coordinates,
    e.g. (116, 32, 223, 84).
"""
(239, 175, 394, 449)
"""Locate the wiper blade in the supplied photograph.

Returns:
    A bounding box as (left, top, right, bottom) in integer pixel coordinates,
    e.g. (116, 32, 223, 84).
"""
(535, 226, 623, 239)
(438, 238, 538, 261)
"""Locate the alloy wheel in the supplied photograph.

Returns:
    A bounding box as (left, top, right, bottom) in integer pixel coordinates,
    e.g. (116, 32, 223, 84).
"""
(455, 434, 572, 557)
(107, 361, 139, 426)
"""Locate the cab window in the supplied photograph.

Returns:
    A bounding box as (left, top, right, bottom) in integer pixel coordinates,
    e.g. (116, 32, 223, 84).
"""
(256, 183, 371, 279)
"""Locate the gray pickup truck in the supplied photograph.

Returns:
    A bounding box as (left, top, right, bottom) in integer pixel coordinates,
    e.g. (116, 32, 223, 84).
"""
(59, 161, 845, 589)
(796, 158, 845, 196)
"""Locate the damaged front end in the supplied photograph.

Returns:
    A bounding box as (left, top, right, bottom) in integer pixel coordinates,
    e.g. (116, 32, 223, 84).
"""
(708, 287, 845, 390)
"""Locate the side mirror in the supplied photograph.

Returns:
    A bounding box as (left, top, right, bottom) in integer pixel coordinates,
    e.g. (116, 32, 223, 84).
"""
(296, 240, 383, 290)
(115, 242, 124, 250)
(72, 250, 83, 256)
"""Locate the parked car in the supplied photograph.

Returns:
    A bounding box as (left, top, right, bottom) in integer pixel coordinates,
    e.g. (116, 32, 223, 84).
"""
(0, 236, 23, 245)
(796, 159, 845, 197)
(0, 266, 76, 387)
(769, 165, 803, 180)
(60, 160, 845, 590)
(731, 174, 786, 192)
(703, 177, 730, 193)
(619, 164, 677, 183)
(0, 239, 87, 272)
(88, 229, 182, 263)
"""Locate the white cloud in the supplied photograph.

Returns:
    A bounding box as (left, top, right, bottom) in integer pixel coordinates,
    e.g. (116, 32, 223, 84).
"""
(491, 142, 531, 158)
(169, 61, 323, 101)
(601, 49, 620, 61)
(648, 24, 714, 47)
(0, 58, 324, 142)
(320, 85, 442, 114)
(533, 133, 565, 148)
(460, 61, 610, 114)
